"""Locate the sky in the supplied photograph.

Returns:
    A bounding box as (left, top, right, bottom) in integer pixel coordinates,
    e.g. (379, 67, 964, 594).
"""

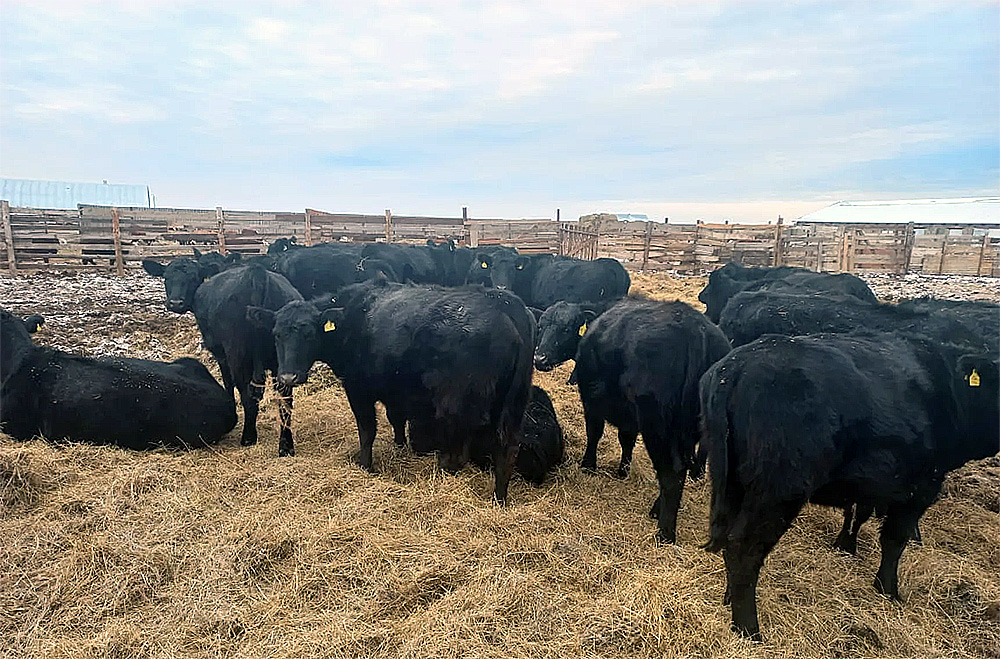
(1, 0, 997, 223)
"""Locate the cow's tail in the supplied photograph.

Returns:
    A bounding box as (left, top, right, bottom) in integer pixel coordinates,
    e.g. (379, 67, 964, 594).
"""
(498, 297, 535, 448)
(700, 362, 735, 553)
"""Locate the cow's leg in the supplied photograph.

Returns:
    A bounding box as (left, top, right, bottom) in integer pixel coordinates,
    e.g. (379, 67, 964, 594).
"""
(874, 495, 932, 601)
(346, 391, 378, 472)
(211, 350, 235, 398)
(834, 506, 858, 554)
(652, 462, 687, 544)
(724, 499, 802, 642)
(493, 437, 518, 506)
(689, 441, 708, 481)
(580, 407, 605, 471)
(385, 405, 407, 448)
(274, 378, 294, 457)
(616, 423, 638, 479)
(238, 378, 264, 447)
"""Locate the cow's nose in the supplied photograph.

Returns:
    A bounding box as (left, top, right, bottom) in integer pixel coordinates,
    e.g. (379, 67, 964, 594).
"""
(496, 284, 508, 291)
(278, 373, 299, 387)
(166, 300, 186, 312)
(533, 354, 550, 371)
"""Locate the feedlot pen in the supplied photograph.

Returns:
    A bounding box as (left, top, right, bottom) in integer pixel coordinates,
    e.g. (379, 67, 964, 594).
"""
(1, 271, 998, 659)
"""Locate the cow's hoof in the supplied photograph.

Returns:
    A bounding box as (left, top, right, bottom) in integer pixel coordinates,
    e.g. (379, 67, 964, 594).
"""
(240, 435, 257, 447)
(579, 459, 597, 472)
(353, 454, 377, 473)
(733, 624, 763, 643)
(655, 530, 676, 545)
(278, 446, 295, 457)
(616, 465, 631, 479)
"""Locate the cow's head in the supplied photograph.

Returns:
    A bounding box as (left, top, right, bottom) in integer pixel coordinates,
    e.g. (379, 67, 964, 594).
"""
(142, 257, 213, 314)
(488, 253, 530, 292)
(534, 301, 596, 371)
(248, 300, 342, 387)
(0, 308, 34, 387)
(699, 268, 748, 323)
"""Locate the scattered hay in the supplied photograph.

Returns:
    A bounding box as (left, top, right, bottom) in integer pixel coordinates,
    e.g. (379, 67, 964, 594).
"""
(0, 271, 997, 658)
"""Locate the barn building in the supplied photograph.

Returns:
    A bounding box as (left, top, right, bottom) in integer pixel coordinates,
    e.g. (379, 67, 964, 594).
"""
(0, 178, 155, 209)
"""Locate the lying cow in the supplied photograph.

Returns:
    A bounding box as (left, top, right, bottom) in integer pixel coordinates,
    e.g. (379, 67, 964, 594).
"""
(573, 298, 731, 542)
(698, 261, 878, 323)
(143, 259, 303, 456)
(248, 277, 534, 503)
(700, 332, 998, 640)
(1, 308, 236, 449)
(468, 385, 565, 486)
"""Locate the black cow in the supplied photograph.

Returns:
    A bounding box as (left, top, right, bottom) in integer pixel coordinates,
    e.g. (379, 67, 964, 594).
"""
(481, 252, 631, 309)
(574, 298, 731, 541)
(897, 297, 1000, 346)
(192, 248, 242, 275)
(698, 262, 878, 323)
(143, 260, 303, 456)
(700, 332, 999, 640)
(464, 245, 520, 287)
(533, 299, 615, 374)
(719, 290, 988, 351)
(468, 385, 565, 486)
(358, 243, 443, 284)
(271, 242, 365, 298)
(717, 289, 989, 552)
(1, 308, 236, 449)
(248, 278, 535, 503)
(266, 236, 304, 256)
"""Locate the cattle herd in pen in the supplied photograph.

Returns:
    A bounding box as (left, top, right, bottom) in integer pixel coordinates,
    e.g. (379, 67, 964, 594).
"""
(1, 236, 997, 641)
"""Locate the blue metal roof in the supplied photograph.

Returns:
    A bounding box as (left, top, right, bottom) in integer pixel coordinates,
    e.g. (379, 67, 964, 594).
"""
(0, 178, 153, 209)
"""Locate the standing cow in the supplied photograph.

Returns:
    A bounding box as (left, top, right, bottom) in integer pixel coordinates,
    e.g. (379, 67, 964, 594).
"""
(480, 252, 631, 310)
(1, 308, 236, 449)
(700, 332, 999, 640)
(143, 259, 303, 456)
(573, 298, 731, 541)
(698, 262, 878, 323)
(248, 278, 535, 503)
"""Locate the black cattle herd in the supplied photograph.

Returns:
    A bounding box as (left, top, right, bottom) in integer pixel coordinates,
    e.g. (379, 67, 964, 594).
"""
(1, 240, 997, 641)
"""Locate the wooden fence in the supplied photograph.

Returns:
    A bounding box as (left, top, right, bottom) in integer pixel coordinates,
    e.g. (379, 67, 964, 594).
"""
(1, 200, 998, 277)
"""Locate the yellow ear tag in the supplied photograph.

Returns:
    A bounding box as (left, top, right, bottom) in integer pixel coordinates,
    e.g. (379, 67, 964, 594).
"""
(578, 322, 587, 337)
(481, 261, 489, 268)
(324, 320, 336, 332)
(969, 369, 981, 387)
(516, 263, 523, 270)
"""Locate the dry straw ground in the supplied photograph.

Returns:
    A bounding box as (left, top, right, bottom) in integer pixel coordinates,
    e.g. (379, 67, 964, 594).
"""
(1, 271, 998, 658)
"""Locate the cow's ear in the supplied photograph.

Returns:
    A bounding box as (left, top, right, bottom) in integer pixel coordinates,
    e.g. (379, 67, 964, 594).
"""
(142, 260, 165, 277)
(448, 239, 456, 251)
(246, 306, 276, 331)
(289, 236, 297, 244)
(426, 239, 436, 247)
(192, 247, 203, 259)
(515, 256, 530, 271)
(199, 262, 220, 280)
(527, 307, 545, 322)
(22, 314, 44, 334)
(581, 309, 598, 324)
(477, 253, 492, 268)
(320, 307, 344, 333)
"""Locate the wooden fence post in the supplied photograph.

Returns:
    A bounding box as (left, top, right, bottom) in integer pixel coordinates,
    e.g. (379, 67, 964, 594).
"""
(111, 207, 125, 276)
(938, 238, 947, 274)
(1, 200, 16, 273)
(773, 216, 784, 266)
(641, 221, 653, 270)
(901, 223, 915, 274)
(304, 209, 313, 246)
(216, 206, 227, 254)
(384, 209, 393, 243)
(977, 234, 989, 276)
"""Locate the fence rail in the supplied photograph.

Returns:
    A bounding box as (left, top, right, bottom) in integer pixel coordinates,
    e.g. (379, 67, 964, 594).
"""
(1, 201, 998, 277)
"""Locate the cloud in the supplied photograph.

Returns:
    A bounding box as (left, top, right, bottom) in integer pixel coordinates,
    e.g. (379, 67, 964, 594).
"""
(0, 0, 996, 218)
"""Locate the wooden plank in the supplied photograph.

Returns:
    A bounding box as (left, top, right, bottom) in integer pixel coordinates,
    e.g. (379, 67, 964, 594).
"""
(2, 200, 17, 273)
(216, 206, 227, 254)
(111, 207, 125, 276)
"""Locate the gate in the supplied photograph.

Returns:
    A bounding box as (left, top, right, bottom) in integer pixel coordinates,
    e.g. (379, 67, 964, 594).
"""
(559, 223, 599, 260)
